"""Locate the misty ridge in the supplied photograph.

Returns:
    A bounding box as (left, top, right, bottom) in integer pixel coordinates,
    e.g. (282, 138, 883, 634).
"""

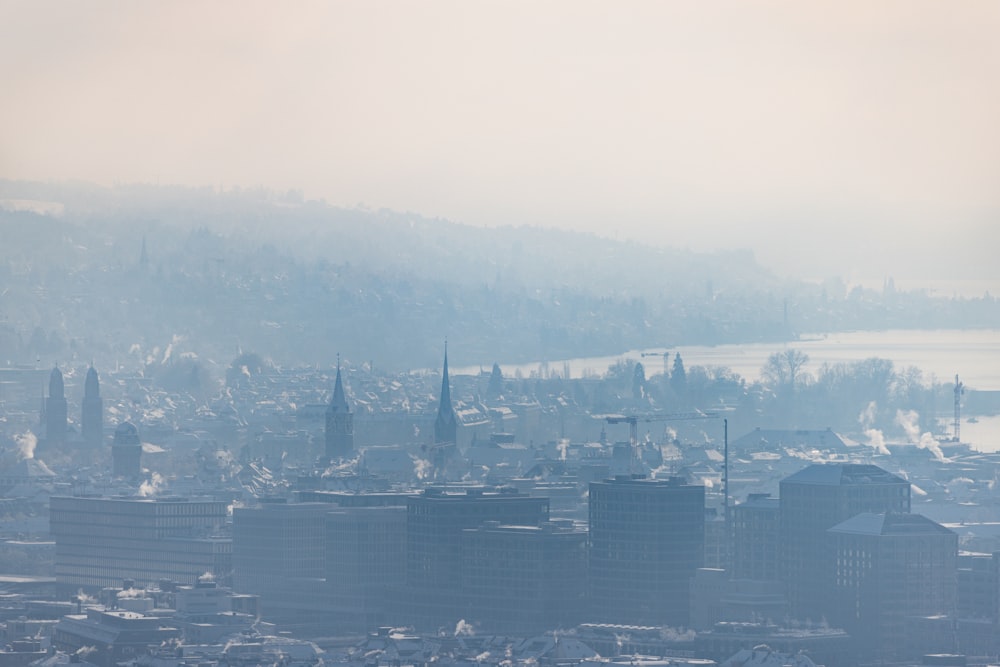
(0, 179, 998, 374)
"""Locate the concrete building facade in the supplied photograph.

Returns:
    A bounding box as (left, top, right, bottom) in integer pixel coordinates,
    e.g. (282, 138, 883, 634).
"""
(828, 512, 957, 660)
(589, 475, 705, 627)
(779, 463, 910, 621)
(50, 496, 230, 591)
(404, 486, 549, 630)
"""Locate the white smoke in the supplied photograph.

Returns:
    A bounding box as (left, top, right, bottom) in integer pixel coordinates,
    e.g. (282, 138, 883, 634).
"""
(412, 457, 433, 480)
(557, 439, 569, 461)
(858, 402, 890, 455)
(74, 646, 97, 659)
(141, 442, 165, 454)
(895, 409, 921, 442)
(199, 571, 215, 582)
(454, 619, 475, 636)
(859, 401, 878, 429)
(138, 472, 166, 497)
(13, 431, 37, 460)
(117, 587, 146, 599)
(659, 626, 696, 642)
(896, 409, 947, 462)
(76, 589, 97, 606)
(919, 431, 948, 462)
(864, 429, 890, 456)
(162, 334, 184, 365)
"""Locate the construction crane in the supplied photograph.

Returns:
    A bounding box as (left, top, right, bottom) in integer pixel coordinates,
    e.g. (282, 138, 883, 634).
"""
(640, 351, 670, 377)
(604, 411, 717, 456)
(603, 411, 730, 569)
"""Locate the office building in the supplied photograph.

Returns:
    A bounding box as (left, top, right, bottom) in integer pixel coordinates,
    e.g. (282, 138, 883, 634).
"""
(50, 496, 230, 591)
(462, 520, 587, 634)
(232, 501, 330, 631)
(829, 512, 957, 660)
(326, 504, 407, 633)
(780, 463, 910, 621)
(589, 475, 705, 627)
(731, 493, 780, 582)
(404, 486, 548, 630)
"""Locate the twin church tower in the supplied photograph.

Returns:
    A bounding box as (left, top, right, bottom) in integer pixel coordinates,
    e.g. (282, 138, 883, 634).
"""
(42, 366, 102, 449)
(325, 347, 457, 460)
(41, 366, 140, 476)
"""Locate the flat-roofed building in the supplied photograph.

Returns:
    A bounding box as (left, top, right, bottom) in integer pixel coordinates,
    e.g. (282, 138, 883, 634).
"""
(589, 474, 705, 627)
(731, 493, 780, 582)
(462, 520, 587, 634)
(50, 496, 230, 592)
(326, 503, 408, 633)
(232, 501, 330, 633)
(404, 486, 549, 631)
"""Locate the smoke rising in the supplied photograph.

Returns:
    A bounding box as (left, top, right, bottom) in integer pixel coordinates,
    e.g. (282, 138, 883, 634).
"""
(13, 431, 37, 460)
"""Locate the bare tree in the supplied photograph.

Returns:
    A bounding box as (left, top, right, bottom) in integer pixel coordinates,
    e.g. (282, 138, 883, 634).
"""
(762, 348, 810, 393)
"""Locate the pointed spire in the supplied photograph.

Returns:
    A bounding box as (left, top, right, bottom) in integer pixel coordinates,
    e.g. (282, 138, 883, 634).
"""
(439, 342, 452, 414)
(329, 354, 349, 412)
(434, 342, 457, 445)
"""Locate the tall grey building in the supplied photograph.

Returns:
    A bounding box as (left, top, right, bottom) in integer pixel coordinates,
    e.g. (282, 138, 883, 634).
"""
(780, 463, 910, 621)
(731, 493, 780, 582)
(232, 502, 330, 631)
(588, 475, 705, 627)
(326, 504, 408, 633)
(462, 520, 587, 634)
(404, 487, 549, 631)
(829, 512, 957, 660)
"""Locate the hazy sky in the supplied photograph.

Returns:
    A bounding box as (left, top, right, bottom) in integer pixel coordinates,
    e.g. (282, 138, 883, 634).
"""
(2, 1, 998, 291)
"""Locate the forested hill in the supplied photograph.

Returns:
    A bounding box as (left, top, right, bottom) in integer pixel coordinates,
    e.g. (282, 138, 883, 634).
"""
(0, 180, 997, 373)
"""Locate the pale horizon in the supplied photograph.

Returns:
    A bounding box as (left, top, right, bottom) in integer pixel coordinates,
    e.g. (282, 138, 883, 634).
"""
(2, 1, 998, 290)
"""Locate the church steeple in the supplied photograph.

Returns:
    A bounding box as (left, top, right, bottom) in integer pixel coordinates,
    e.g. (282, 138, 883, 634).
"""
(45, 367, 67, 447)
(325, 355, 354, 460)
(330, 363, 348, 413)
(82, 366, 103, 449)
(434, 344, 457, 446)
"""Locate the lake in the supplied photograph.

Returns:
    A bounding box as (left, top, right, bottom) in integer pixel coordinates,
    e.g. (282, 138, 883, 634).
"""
(455, 328, 1000, 452)
(459, 329, 1000, 390)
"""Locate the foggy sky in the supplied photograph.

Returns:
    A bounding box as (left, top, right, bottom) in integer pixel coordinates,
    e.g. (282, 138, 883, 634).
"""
(2, 1, 998, 291)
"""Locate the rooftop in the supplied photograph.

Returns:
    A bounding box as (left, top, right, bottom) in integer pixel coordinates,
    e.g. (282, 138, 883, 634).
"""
(829, 512, 956, 537)
(781, 463, 907, 487)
